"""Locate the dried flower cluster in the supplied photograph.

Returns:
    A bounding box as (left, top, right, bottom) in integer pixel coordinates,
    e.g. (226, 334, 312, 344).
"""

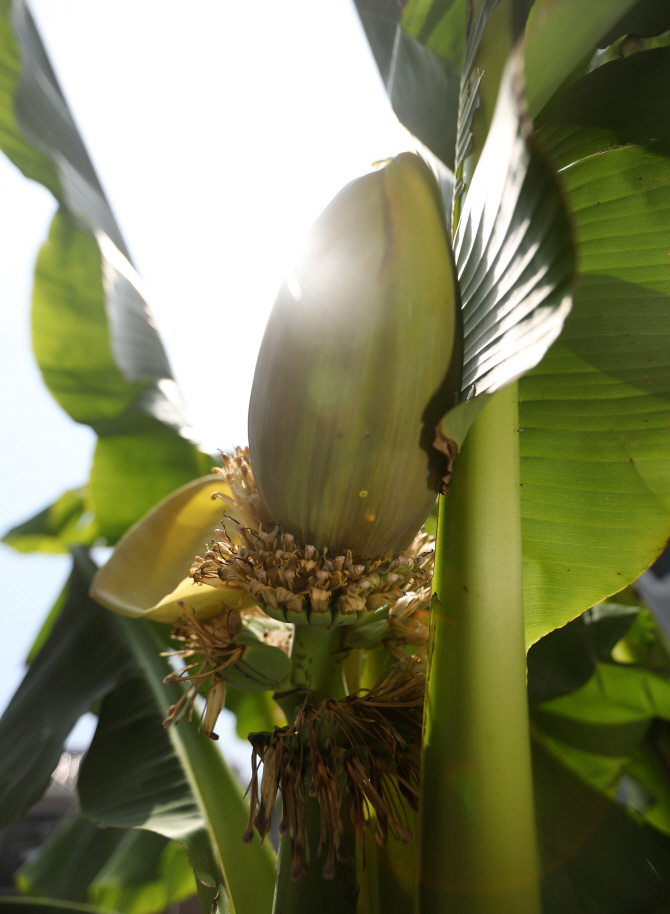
(190, 448, 434, 626)
(387, 587, 431, 664)
(191, 523, 432, 627)
(161, 603, 244, 739)
(244, 660, 424, 880)
(210, 446, 274, 532)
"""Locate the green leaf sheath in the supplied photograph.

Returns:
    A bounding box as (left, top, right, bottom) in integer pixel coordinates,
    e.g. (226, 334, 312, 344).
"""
(421, 384, 541, 914)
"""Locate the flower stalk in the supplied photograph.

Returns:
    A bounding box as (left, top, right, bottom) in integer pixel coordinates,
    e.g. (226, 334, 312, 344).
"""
(420, 383, 541, 913)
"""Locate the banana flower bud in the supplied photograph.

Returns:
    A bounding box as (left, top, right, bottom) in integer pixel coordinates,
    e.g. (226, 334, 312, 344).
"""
(249, 152, 462, 560)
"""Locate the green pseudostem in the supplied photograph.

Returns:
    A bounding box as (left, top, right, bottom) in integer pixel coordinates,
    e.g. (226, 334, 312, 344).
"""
(420, 382, 541, 914)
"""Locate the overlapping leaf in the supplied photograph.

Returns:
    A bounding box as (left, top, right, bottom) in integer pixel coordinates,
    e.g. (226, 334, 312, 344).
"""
(16, 815, 195, 914)
(0, 551, 275, 914)
(79, 615, 276, 914)
(523, 0, 639, 120)
(533, 737, 670, 913)
(0, 552, 134, 828)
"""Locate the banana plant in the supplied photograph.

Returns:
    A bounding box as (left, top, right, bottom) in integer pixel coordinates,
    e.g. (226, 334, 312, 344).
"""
(3, 1, 670, 914)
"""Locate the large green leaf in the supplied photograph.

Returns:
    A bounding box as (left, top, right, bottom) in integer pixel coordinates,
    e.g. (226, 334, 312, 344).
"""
(533, 737, 670, 912)
(519, 139, 670, 643)
(16, 816, 126, 905)
(0, 552, 134, 829)
(2, 487, 98, 554)
(538, 47, 670, 170)
(527, 602, 639, 705)
(0, 3, 208, 542)
(78, 616, 276, 914)
(0, 550, 275, 914)
(523, 0, 639, 120)
(31, 206, 210, 541)
(16, 815, 195, 914)
(386, 26, 460, 169)
(597, 0, 670, 49)
(88, 423, 211, 543)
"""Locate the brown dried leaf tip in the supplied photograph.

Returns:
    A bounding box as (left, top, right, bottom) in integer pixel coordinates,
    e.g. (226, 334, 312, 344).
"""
(243, 660, 424, 880)
(161, 602, 244, 740)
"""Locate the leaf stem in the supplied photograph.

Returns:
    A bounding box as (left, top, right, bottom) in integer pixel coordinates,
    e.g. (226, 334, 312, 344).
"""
(419, 383, 541, 913)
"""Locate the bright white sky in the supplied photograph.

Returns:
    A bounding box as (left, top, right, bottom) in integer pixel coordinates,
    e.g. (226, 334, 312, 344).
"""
(0, 1, 412, 764)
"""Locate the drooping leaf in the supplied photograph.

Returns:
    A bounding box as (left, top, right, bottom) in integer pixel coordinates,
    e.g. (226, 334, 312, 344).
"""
(2, 487, 98, 554)
(79, 616, 276, 914)
(519, 139, 670, 644)
(0, 550, 134, 829)
(25, 576, 68, 663)
(352, 0, 402, 84)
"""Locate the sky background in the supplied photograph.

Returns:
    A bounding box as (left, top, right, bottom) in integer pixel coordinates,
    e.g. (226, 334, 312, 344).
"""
(0, 1, 412, 770)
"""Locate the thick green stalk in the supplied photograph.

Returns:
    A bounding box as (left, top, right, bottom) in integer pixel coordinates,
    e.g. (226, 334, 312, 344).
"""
(273, 796, 358, 914)
(273, 624, 357, 913)
(290, 624, 348, 704)
(419, 383, 541, 914)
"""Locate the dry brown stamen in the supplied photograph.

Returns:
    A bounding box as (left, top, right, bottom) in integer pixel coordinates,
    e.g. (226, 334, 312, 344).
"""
(242, 659, 424, 878)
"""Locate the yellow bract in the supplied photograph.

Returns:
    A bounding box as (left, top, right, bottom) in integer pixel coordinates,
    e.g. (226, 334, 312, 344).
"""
(91, 475, 254, 621)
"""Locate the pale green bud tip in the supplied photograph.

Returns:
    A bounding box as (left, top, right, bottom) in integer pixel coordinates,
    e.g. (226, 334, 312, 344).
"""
(249, 152, 462, 560)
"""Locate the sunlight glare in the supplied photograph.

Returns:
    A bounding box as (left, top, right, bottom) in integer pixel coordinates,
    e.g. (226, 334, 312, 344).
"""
(30, 0, 413, 454)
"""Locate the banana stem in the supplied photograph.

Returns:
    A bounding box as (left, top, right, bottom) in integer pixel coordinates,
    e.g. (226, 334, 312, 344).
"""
(272, 624, 357, 913)
(419, 383, 541, 913)
(273, 794, 358, 914)
(290, 624, 347, 704)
